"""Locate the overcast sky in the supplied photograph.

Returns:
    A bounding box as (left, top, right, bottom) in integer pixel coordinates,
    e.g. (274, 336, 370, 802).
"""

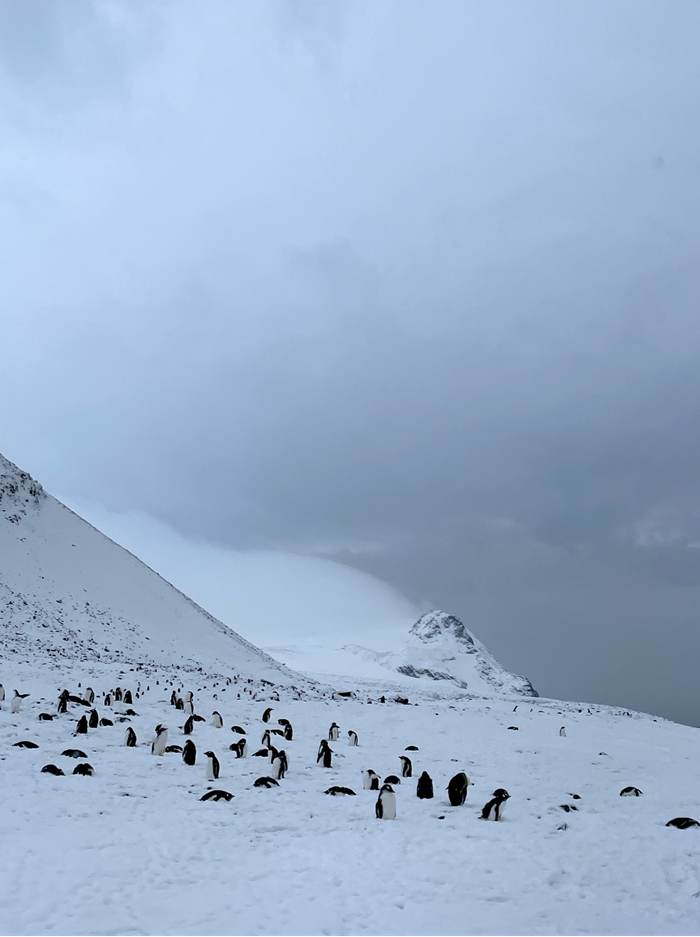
(2, 1, 700, 724)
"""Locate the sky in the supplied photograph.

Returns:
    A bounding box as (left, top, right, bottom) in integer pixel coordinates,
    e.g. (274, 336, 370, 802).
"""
(2, 1, 700, 724)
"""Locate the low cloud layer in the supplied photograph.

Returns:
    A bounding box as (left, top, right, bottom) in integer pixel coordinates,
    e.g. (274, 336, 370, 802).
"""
(2, 2, 700, 723)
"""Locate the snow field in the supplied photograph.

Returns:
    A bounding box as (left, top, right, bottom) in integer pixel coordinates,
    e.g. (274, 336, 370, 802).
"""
(1, 661, 700, 934)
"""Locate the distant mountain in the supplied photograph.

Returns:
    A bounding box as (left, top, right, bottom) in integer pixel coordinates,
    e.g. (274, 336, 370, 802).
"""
(0, 452, 311, 687)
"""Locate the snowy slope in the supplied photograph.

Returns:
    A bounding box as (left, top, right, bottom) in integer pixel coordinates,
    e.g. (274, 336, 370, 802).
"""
(0, 453, 311, 688)
(2, 656, 700, 936)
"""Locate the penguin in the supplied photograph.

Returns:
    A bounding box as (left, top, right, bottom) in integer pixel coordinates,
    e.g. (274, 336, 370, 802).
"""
(100, 717, 113, 727)
(481, 788, 510, 821)
(270, 728, 284, 736)
(170, 690, 178, 706)
(165, 745, 183, 753)
(447, 772, 471, 806)
(405, 745, 419, 751)
(204, 750, 220, 780)
(200, 789, 234, 801)
(268, 744, 279, 763)
(416, 771, 434, 799)
(317, 739, 332, 768)
(88, 709, 99, 729)
(234, 738, 248, 758)
(38, 713, 54, 721)
(104, 693, 113, 707)
(182, 739, 197, 765)
(151, 725, 168, 755)
(620, 786, 643, 797)
(73, 763, 95, 776)
(231, 725, 246, 735)
(212, 711, 223, 728)
(0, 684, 4, 702)
(559, 727, 566, 737)
(57, 695, 68, 715)
(328, 722, 340, 741)
(175, 697, 185, 711)
(124, 708, 138, 717)
(348, 730, 359, 747)
(252, 748, 270, 757)
(262, 707, 273, 723)
(114, 688, 122, 702)
(124, 690, 133, 705)
(83, 687, 95, 704)
(184, 699, 194, 715)
(363, 769, 380, 791)
(283, 723, 294, 741)
(184, 690, 194, 702)
(666, 817, 700, 829)
(183, 715, 195, 735)
(254, 777, 279, 788)
(75, 714, 88, 735)
(41, 764, 65, 776)
(375, 784, 397, 819)
(261, 729, 272, 748)
(61, 749, 87, 759)
(123, 727, 137, 747)
(271, 750, 288, 780)
(11, 690, 28, 713)
(14, 740, 39, 749)
(399, 756, 412, 778)
(325, 786, 356, 796)
(277, 718, 290, 728)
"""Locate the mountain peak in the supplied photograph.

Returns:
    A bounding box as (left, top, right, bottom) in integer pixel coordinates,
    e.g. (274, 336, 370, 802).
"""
(409, 609, 475, 648)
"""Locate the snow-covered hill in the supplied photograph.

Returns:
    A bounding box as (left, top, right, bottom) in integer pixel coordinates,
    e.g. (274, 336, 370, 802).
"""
(0, 453, 311, 690)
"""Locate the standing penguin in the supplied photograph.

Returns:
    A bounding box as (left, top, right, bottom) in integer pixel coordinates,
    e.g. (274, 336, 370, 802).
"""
(283, 722, 293, 741)
(271, 750, 288, 780)
(151, 725, 168, 755)
(11, 690, 28, 713)
(328, 722, 340, 741)
(123, 690, 133, 705)
(104, 693, 113, 707)
(182, 739, 196, 765)
(262, 707, 273, 723)
(375, 784, 397, 819)
(0, 684, 4, 703)
(83, 687, 95, 704)
(447, 772, 471, 806)
(416, 771, 434, 799)
(348, 730, 359, 747)
(75, 714, 88, 735)
(57, 694, 68, 715)
(212, 711, 223, 728)
(261, 729, 272, 748)
(238, 738, 248, 758)
(183, 715, 195, 735)
(184, 699, 194, 715)
(399, 756, 412, 778)
(170, 690, 178, 706)
(317, 739, 333, 768)
(124, 726, 137, 747)
(481, 788, 510, 821)
(88, 709, 99, 729)
(363, 769, 380, 790)
(114, 688, 122, 702)
(559, 727, 566, 737)
(204, 750, 220, 780)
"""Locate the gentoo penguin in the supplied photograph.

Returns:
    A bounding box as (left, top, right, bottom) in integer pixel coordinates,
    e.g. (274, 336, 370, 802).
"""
(38, 713, 54, 721)
(123, 727, 137, 747)
(559, 727, 566, 737)
(212, 711, 223, 729)
(271, 750, 288, 780)
(325, 786, 356, 796)
(231, 725, 246, 735)
(124, 690, 133, 705)
(317, 739, 333, 768)
(88, 709, 99, 729)
(83, 687, 95, 704)
(41, 764, 65, 776)
(261, 729, 272, 748)
(399, 756, 412, 778)
(252, 748, 270, 757)
(165, 745, 183, 753)
(363, 769, 380, 791)
(75, 715, 88, 735)
(104, 693, 113, 707)
(328, 722, 340, 741)
(233, 738, 247, 758)
(666, 817, 700, 829)
(183, 715, 195, 735)
(447, 772, 471, 806)
(200, 789, 234, 801)
(481, 788, 510, 821)
(254, 777, 279, 788)
(384, 775, 401, 785)
(170, 690, 178, 706)
(262, 707, 273, 723)
(14, 740, 39, 748)
(620, 786, 643, 797)
(11, 690, 28, 713)
(62, 748, 87, 758)
(114, 688, 122, 702)
(182, 739, 197, 765)
(73, 763, 95, 776)
(204, 750, 220, 780)
(175, 697, 185, 711)
(416, 771, 434, 799)
(405, 745, 419, 751)
(184, 699, 194, 715)
(375, 784, 397, 819)
(151, 725, 168, 755)
(0, 684, 4, 702)
(283, 722, 294, 741)
(277, 718, 290, 728)
(348, 730, 359, 747)
(100, 717, 113, 727)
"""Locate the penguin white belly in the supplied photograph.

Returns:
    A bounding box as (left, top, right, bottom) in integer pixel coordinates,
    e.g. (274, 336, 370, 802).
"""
(11, 697, 21, 713)
(152, 730, 168, 756)
(378, 790, 396, 819)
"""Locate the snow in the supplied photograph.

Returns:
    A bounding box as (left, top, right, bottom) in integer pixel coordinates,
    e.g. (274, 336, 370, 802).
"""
(3, 451, 700, 935)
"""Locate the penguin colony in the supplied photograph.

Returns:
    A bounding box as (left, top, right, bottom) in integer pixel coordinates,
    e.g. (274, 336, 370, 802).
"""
(3, 679, 695, 832)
